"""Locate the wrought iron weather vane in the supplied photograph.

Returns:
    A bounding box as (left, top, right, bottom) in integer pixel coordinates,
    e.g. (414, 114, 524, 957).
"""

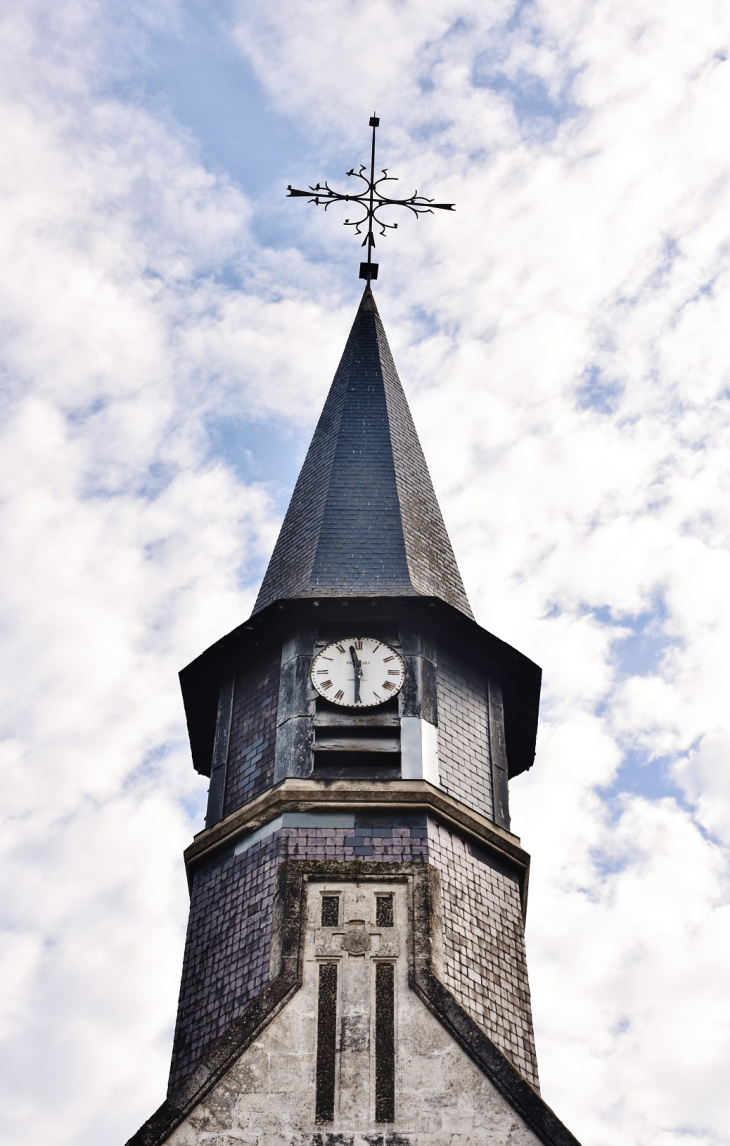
(287, 115, 455, 283)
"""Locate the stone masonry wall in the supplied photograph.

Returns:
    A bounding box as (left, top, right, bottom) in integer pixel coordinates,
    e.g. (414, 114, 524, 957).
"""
(223, 648, 280, 818)
(166, 877, 541, 1146)
(435, 641, 494, 820)
(427, 818, 539, 1089)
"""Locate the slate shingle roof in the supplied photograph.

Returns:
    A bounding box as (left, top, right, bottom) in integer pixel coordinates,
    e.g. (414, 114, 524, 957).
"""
(253, 288, 473, 618)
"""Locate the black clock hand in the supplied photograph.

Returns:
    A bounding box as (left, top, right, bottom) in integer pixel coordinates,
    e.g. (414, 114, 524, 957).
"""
(349, 645, 362, 704)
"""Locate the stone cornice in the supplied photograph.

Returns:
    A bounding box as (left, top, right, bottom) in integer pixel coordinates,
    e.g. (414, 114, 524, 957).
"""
(184, 778, 531, 911)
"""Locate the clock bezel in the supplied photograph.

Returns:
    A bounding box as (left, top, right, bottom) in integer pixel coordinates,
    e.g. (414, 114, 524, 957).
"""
(310, 637, 406, 709)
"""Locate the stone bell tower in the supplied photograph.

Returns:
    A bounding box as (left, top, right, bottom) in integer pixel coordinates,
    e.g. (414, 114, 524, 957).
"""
(128, 288, 581, 1146)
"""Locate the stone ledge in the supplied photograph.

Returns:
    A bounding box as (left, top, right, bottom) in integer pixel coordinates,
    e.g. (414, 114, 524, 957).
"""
(184, 778, 531, 909)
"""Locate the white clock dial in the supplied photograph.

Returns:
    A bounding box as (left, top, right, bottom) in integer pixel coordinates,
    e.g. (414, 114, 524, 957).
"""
(311, 638, 406, 708)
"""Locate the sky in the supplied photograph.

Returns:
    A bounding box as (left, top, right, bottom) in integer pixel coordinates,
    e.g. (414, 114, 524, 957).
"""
(0, 1, 729, 1144)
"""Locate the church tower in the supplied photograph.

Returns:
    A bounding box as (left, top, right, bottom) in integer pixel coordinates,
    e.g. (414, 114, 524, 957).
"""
(128, 284, 582, 1146)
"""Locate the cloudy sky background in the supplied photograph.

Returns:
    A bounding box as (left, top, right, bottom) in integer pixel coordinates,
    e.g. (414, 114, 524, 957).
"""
(1, 1, 729, 1143)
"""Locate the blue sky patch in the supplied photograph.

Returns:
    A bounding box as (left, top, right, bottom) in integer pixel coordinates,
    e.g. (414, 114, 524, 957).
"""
(609, 608, 672, 678)
(131, 1, 310, 202)
(205, 412, 309, 507)
(601, 747, 686, 807)
(577, 365, 623, 414)
(472, 59, 578, 138)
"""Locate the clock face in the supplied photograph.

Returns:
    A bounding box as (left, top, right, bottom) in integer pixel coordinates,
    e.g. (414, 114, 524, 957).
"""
(311, 638, 406, 708)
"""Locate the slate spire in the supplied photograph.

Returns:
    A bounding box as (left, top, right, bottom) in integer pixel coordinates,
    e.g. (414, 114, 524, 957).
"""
(254, 288, 473, 618)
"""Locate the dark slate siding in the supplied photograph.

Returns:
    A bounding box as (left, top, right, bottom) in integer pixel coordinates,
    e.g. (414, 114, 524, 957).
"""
(167, 836, 279, 1093)
(377, 316, 472, 616)
(428, 819, 540, 1090)
(251, 327, 352, 612)
(308, 317, 412, 593)
(222, 649, 280, 818)
(253, 290, 472, 617)
(436, 642, 494, 820)
(281, 814, 429, 863)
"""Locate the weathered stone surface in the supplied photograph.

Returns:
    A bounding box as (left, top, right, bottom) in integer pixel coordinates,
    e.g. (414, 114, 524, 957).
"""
(166, 880, 540, 1146)
(130, 862, 580, 1146)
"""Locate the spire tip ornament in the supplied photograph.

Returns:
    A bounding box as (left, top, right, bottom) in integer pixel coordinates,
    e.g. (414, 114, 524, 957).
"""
(286, 114, 455, 283)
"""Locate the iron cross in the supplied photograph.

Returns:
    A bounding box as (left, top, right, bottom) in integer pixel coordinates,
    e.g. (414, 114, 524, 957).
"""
(287, 115, 455, 283)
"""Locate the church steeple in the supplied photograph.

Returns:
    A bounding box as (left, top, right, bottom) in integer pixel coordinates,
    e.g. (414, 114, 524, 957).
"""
(127, 119, 583, 1146)
(255, 287, 473, 618)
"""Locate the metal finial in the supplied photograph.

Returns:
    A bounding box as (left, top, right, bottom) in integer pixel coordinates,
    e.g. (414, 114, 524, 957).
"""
(287, 115, 455, 283)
